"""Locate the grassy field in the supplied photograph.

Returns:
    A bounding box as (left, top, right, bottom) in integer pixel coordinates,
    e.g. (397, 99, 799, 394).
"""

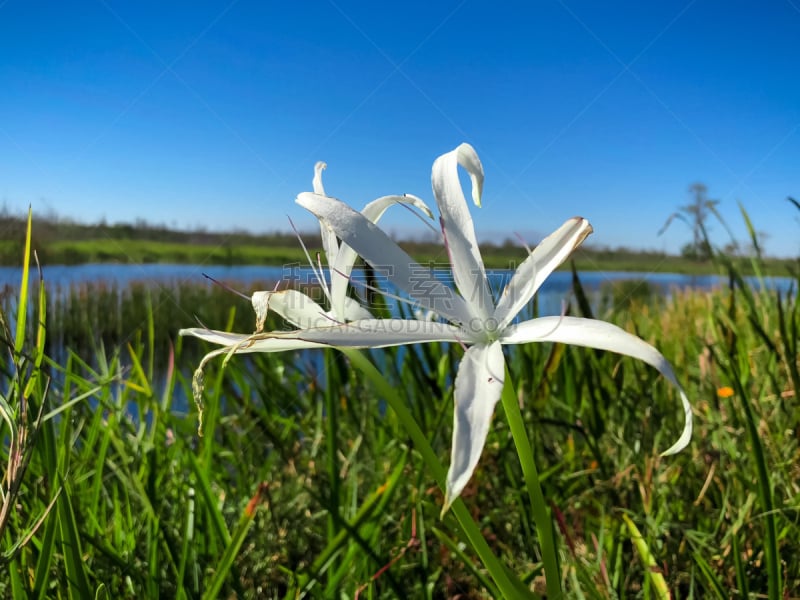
(0, 214, 798, 598)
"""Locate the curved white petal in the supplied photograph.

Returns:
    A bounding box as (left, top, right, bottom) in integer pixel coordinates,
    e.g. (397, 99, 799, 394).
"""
(501, 316, 692, 455)
(431, 143, 493, 321)
(493, 218, 593, 330)
(443, 340, 505, 513)
(178, 327, 327, 352)
(312, 161, 327, 195)
(180, 328, 251, 346)
(289, 318, 466, 347)
(252, 290, 332, 330)
(310, 162, 340, 267)
(297, 192, 472, 325)
(361, 193, 434, 222)
(341, 295, 373, 321)
(182, 319, 464, 352)
(319, 220, 339, 272)
(330, 194, 434, 319)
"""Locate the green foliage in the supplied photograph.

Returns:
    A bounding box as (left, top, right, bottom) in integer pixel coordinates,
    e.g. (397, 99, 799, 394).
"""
(0, 206, 798, 597)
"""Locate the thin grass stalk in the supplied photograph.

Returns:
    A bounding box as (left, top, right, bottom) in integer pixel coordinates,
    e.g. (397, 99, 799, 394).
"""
(621, 514, 669, 599)
(176, 476, 196, 595)
(6, 542, 25, 597)
(732, 530, 749, 598)
(499, 364, 561, 598)
(32, 493, 59, 600)
(185, 449, 230, 548)
(731, 373, 781, 599)
(776, 293, 800, 402)
(738, 202, 766, 283)
(12, 208, 32, 357)
(203, 484, 267, 599)
(324, 349, 342, 581)
(431, 527, 502, 594)
(691, 551, 726, 599)
(147, 514, 159, 598)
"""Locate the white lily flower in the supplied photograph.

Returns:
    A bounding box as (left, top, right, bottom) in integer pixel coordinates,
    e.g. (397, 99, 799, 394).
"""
(181, 161, 433, 418)
(260, 161, 434, 330)
(182, 160, 433, 341)
(293, 143, 692, 511)
(181, 144, 692, 512)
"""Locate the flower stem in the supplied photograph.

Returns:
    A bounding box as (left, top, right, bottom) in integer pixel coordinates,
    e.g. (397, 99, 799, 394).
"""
(324, 351, 341, 567)
(500, 365, 561, 598)
(343, 349, 530, 599)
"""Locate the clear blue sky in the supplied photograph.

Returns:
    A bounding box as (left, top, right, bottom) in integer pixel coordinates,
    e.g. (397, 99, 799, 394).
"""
(1, 1, 798, 256)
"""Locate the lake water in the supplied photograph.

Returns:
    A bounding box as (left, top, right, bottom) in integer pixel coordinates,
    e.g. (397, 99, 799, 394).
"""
(0, 262, 795, 317)
(0, 263, 793, 414)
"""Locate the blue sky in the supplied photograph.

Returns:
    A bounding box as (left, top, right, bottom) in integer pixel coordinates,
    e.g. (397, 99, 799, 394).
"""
(1, 1, 798, 256)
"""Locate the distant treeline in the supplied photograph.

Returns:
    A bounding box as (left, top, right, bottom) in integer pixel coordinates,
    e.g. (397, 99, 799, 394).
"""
(0, 210, 795, 275)
(0, 212, 318, 247)
(0, 212, 323, 266)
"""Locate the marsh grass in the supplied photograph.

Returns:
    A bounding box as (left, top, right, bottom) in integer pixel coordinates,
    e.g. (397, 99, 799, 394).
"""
(1, 278, 292, 370)
(0, 208, 798, 598)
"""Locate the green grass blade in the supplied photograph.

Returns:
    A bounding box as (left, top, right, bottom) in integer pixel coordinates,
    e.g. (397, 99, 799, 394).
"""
(33, 495, 61, 599)
(570, 261, 594, 318)
(738, 202, 765, 281)
(202, 483, 268, 600)
(186, 450, 231, 547)
(7, 551, 27, 598)
(57, 484, 93, 600)
(13, 207, 32, 356)
(431, 527, 501, 597)
(732, 531, 749, 599)
(176, 486, 197, 599)
(324, 349, 342, 577)
(732, 377, 781, 599)
(500, 365, 561, 598)
(621, 514, 669, 600)
(147, 515, 160, 599)
(776, 293, 800, 400)
(692, 552, 727, 599)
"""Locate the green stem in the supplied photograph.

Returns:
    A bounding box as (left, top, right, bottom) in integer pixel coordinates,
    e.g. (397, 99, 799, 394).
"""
(733, 374, 781, 599)
(343, 349, 527, 599)
(324, 351, 341, 564)
(500, 365, 561, 598)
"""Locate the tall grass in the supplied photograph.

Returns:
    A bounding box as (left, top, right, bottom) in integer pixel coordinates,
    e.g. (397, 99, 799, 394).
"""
(0, 207, 798, 597)
(0, 278, 289, 372)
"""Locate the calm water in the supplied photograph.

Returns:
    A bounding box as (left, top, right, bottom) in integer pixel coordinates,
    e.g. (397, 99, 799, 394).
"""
(0, 262, 795, 317)
(0, 263, 793, 414)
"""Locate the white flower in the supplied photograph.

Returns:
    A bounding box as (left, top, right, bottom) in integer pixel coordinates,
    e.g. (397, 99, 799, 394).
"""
(294, 143, 692, 510)
(182, 159, 433, 340)
(181, 161, 432, 414)
(261, 161, 434, 331)
(181, 144, 692, 511)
